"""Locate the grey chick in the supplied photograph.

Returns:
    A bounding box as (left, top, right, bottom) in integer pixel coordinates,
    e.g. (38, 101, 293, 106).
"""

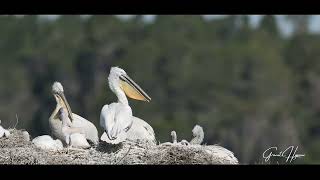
(190, 125, 204, 145)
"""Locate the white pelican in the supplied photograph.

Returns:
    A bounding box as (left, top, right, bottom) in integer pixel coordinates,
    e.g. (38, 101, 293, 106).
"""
(100, 67, 154, 144)
(49, 82, 99, 145)
(58, 107, 90, 149)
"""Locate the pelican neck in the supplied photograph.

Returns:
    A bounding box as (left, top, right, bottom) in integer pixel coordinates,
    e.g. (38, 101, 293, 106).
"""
(114, 87, 129, 105)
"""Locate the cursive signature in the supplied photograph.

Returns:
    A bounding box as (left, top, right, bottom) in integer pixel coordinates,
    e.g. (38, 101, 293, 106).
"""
(262, 146, 305, 163)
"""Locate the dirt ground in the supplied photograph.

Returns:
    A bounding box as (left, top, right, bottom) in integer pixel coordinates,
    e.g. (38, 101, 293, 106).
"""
(0, 129, 239, 165)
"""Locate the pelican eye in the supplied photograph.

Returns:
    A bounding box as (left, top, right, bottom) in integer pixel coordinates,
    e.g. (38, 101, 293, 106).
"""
(119, 75, 126, 81)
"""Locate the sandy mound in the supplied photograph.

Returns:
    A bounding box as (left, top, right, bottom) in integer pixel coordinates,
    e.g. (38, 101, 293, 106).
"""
(0, 129, 238, 165)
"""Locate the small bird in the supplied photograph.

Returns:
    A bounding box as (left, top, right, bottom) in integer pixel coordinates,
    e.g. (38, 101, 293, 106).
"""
(58, 107, 90, 149)
(190, 125, 204, 145)
(179, 125, 205, 146)
(170, 130, 190, 146)
(171, 131, 177, 144)
(162, 125, 204, 146)
(100, 67, 154, 144)
(162, 131, 187, 146)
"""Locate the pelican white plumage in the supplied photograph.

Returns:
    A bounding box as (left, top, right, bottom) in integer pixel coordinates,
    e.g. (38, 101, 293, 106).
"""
(49, 82, 99, 145)
(22, 131, 30, 141)
(58, 107, 90, 149)
(126, 116, 156, 144)
(178, 125, 205, 146)
(100, 67, 155, 144)
(0, 120, 10, 138)
(162, 126, 203, 146)
(190, 125, 204, 145)
(32, 135, 63, 151)
(101, 116, 156, 144)
(161, 131, 178, 146)
(171, 131, 177, 144)
(161, 130, 190, 146)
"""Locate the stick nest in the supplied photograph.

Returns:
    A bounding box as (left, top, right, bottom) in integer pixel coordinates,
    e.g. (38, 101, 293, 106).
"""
(0, 129, 238, 165)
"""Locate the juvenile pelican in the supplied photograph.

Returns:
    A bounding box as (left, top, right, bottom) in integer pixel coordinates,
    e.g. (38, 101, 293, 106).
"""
(58, 107, 90, 149)
(100, 67, 153, 144)
(161, 131, 178, 146)
(190, 125, 204, 145)
(161, 129, 197, 146)
(49, 82, 99, 145)
(176, 125, 204, 146)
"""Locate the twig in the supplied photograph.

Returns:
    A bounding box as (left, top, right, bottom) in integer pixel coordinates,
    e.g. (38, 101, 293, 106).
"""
(0, 153, 9, 159)
(115, 144, 133, 165)
(14, 114, 19, 129)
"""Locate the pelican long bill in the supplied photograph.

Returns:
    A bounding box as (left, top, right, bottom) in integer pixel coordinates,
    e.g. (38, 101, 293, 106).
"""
(119, 74, 151, 102)
(59, 92, 74, 122)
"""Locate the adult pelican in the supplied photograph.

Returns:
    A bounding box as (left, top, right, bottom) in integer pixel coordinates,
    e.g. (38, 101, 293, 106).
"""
(125, 116, 156, 144)
(49, 82, 99, 145)
(100, 67, 155, 144)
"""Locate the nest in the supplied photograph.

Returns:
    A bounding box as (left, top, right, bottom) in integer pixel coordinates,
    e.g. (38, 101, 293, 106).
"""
(0, 129, 238, 165)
